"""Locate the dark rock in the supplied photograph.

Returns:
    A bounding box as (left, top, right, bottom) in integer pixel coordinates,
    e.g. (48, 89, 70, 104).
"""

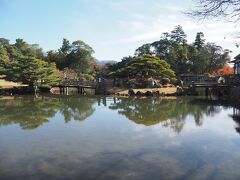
(153, 91, 160, 96)
(145, 91, 153, 96)
(128, 89, 135, 96)
(136, 91, 142, 96)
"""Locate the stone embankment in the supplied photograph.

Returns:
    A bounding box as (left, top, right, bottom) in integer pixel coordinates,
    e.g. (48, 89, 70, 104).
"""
(115, 87, 177, 97)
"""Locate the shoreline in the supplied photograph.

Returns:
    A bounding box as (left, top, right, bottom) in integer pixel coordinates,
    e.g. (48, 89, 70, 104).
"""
(111, 87, 177, 97)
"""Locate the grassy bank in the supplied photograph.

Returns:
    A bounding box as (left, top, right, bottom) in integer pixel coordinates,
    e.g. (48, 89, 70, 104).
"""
(0, 79, 28, 89)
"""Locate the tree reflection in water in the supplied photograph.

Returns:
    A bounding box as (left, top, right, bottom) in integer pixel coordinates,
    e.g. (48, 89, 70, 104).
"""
(0, 95, 224, 132)
(58, 96, 96, 122)
(230, 107, 240, 134)
(190, 98, 240, 135)
(0, 95, 96, 130)
(109, 97, 221, 133)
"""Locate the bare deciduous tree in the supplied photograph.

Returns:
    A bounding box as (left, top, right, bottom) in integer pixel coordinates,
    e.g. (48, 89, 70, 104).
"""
(189, 0, 240, 22)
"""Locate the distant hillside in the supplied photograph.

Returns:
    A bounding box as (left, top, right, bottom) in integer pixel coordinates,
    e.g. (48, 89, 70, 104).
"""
(97, 60, 117, 65)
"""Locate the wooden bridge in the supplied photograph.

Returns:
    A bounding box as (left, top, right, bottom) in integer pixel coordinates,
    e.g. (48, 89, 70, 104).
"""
(191, 82, 232, 88)
(58, 80, 98, 94)
(188, 81, 233, 96)
(57, 79, 114, 94)
(59, 80, 97, 88)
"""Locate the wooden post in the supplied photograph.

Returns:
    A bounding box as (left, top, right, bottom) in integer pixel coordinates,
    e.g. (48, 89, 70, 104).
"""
(205, 87, 209, 96)
(66, 87, 69, 95)
(191, 81, 196, 95)
(103, 97, 107, 106)
(97, 97, 101, 106)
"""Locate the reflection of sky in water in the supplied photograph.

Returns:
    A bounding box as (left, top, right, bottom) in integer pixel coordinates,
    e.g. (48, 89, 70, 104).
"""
(0, 96, 240, 179)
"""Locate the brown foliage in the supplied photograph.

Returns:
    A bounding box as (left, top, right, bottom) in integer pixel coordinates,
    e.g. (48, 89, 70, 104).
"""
(214, 65, 234, 76)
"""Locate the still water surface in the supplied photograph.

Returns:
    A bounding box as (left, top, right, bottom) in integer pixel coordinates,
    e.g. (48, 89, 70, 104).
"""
(0, 95, 240, 180)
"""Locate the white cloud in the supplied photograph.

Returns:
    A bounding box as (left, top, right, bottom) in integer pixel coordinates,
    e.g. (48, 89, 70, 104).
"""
(69, 0, 239, 60)
(96, 3, 239, 59)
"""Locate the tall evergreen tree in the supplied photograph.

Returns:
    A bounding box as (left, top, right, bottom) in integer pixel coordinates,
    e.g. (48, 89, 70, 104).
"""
(194, 32, 205, 49)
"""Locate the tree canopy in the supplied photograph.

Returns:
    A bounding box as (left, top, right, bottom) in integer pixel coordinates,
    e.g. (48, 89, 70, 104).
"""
(0, 37, 98, 90)
(47, 38, 97, 80)
(109, 54, 176, 83)
(0, 38, 60, 89)
(134, 26, 230, 74)
(0, 28, 231, 92)
(5, 56, 58, 87)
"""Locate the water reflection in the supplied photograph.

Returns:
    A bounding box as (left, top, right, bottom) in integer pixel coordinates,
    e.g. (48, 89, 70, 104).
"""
(109, 97, 221, 132)
(0, 95, 96, 129)
(0, 95, 231, 133)
(58, 96, 96, 122)
(1, 96, 240, 179)
(189, 98, 240, 136)
(229, 107, 240, 134)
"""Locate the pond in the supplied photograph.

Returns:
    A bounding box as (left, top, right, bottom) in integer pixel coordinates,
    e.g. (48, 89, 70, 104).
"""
(0, 95, 240, 180)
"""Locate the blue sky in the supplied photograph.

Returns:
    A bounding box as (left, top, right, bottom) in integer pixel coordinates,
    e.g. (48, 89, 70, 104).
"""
(0, 0, 239, 61)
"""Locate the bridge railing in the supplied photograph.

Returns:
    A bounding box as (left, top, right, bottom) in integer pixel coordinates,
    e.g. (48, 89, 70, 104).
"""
(193, 82, 218, 85)
(59, 80, 97, 87)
